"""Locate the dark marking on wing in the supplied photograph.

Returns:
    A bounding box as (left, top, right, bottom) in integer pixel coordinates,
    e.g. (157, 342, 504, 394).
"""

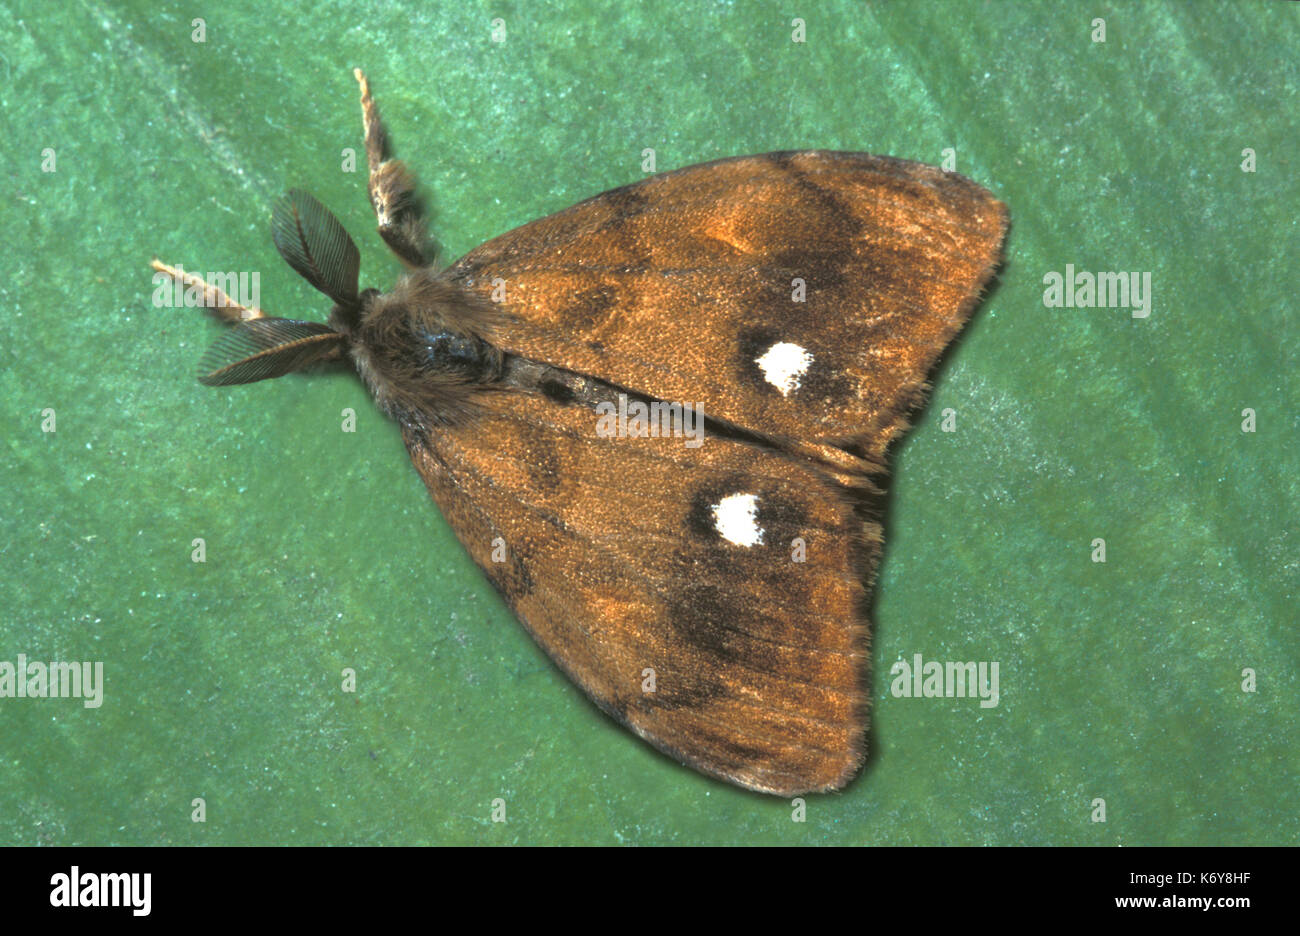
(796, 353, 854, 406)
(561, 284, 618, 331)
(482, 544, 535, 608)
(594, 182, 651, 222)
(735, 327, 782, 397)
(519, 424, 562, 494)
(626, 664, 726, 712)
(684, 476, 749, 540)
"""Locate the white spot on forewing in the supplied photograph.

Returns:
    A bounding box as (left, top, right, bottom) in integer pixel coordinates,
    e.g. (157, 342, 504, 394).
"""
(712, 493, 764, 547)
(755, 342, 813, 396)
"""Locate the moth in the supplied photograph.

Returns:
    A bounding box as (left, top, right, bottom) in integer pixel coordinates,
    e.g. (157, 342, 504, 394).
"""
(153, 70, 1007, 796)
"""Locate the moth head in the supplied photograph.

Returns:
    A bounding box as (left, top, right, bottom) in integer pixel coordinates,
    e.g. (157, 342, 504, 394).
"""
(197, 189, 366, 386)
(198, 190, 502, 430)
(343, 268, 506, 429)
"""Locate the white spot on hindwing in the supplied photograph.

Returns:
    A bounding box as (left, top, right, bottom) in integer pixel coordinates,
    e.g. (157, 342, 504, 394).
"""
(755, 341, 813, 396)
(712, 493, 764, 547)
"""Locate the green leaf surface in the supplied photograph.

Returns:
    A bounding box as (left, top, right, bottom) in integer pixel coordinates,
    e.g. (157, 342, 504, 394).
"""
(1, 0, 1295, 844)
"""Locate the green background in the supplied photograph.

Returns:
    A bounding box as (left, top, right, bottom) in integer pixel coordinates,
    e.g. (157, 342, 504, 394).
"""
(1, 1, 1295, 845)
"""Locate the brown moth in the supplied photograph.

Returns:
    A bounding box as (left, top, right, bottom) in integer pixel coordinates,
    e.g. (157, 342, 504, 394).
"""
(153, 70, 1007, 796)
